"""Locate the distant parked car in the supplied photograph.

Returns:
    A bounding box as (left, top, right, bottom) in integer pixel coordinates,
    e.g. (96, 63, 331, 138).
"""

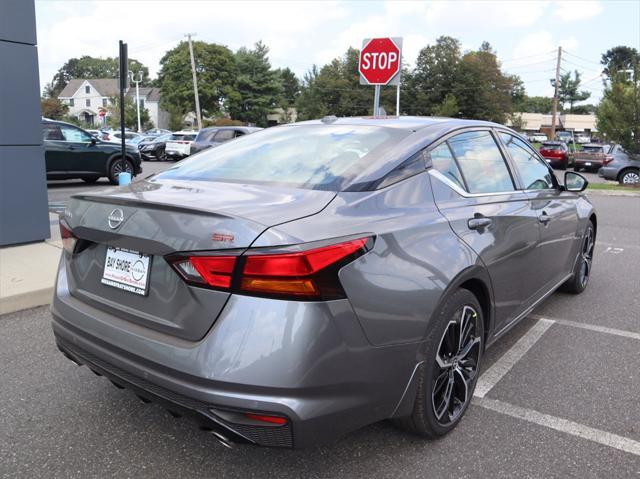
(576, 134, 591, 144)
(138, 133, 173, 161)
(598, 144, 640, 184)
(529, 133, 548, 142)
(574, 144, 614, 172)
(190, 126, 262, 155)
(101, 129, 141, 144)
(43, 119, 142, 184)
(539, 141, 572, 170)
(144, 128, 171, 136)
(165, 131, 198, 159)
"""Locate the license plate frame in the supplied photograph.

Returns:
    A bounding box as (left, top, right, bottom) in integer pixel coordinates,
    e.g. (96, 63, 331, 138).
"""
(101, 246, 152, 296)
(585, 162, 592, 166)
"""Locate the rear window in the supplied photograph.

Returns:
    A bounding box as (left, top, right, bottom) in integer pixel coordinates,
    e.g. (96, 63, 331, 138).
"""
(582, 145, 604, 153)
(171, 134, 196, 141)
(541, 143, 562, 150)
(156, 125, 409, 190)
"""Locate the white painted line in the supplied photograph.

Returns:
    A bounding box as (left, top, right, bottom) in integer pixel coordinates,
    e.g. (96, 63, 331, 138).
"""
(474, 318, 554, 398)
(529, 315, 640, 342)
(474, 397, 640, 457)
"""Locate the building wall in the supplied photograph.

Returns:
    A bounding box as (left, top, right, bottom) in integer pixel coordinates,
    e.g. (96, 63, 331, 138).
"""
(0, 0, 50, 245)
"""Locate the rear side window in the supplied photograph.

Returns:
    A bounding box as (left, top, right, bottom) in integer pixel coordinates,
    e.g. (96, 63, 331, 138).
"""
(429, 143, 465, 190)
(214, 129, 236, 142)
(448, 131, 514, 194)
(499, 133, 554, 190)
(43, 123, 64, 141)
(196, 129, 217, 142)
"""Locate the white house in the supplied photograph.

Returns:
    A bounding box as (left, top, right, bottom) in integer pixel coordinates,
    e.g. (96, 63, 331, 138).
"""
(57, 79, 169, 129)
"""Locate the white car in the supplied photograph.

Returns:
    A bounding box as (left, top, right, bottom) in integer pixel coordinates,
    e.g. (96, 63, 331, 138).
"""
(165, 131, 198, 159)
(576, 134, 591, 144)
(528, 133, 548, 143)
(101, 129, 141, 144)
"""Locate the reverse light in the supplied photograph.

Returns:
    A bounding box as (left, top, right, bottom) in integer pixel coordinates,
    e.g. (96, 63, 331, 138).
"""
(59, 221, 77, 254)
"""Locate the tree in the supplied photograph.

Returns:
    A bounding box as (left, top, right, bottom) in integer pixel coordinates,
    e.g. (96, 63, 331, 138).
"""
(558, 70, 591, 112)
(226, 42, 281, 126)
(41, 97, 68, 120)
(157, 40, 237, 120)
(275, 67, 301, 106)
(597, 66, 640, 154)
(295, 66, 328, 120)
(106, 96, 150, 130)
(514, 95, 554, 113)
(433, 94, 459, 117)
(601, 46, 640, 79)
(45, 56, 150, 97)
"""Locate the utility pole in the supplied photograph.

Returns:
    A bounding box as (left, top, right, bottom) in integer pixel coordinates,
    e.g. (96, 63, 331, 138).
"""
(185, 33, 202, 130)
(129, 70, 143, 133)
(550, 46, 562, 140)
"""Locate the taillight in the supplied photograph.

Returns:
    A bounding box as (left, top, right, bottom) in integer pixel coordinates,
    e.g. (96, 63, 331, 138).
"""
(603, 155, 614, 165)
(59, 221, 77, 254)
(167, 237, 372, 300)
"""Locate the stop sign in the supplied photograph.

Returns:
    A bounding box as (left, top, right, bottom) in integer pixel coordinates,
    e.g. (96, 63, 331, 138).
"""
(359, 38, 401, 85)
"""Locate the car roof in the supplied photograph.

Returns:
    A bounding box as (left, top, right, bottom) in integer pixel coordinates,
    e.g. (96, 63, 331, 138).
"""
(289, 115, 502, 132)
(172, 130, 198, 135)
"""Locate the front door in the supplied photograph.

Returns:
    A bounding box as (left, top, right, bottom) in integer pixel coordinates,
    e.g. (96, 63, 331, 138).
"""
(428, 131, 542, 332)
(57, 123, 104, 176)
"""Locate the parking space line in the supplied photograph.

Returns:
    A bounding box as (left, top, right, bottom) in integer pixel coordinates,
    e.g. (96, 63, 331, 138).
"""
(529, 315, 640, 341)
(474, 318, 554, 398)
(474, 397, 640, 457)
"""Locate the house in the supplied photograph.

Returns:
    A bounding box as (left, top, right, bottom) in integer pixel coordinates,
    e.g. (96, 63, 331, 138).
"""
(57, 79, 169, 129)
(507, 112, 598, 137)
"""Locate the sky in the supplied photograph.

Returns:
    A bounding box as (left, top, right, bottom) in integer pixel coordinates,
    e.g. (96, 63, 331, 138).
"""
(35, 0, 640, 103)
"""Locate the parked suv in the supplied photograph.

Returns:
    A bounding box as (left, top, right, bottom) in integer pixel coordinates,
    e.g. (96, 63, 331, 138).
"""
(190, 126, 262, 155)
(539, 141, 572, 170)
(164, 131, 198, 159)
(598, 144, 640, 184)
(43, 119, 142, 184)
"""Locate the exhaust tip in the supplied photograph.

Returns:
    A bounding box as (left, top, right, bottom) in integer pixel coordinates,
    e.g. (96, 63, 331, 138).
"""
(210, 431, 234, 449)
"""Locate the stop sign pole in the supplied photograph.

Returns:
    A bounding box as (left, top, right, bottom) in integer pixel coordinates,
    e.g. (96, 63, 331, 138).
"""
(359, 37, 402, 116)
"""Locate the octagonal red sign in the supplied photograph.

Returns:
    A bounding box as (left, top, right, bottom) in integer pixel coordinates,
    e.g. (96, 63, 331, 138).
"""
(359, 38, 401, 85)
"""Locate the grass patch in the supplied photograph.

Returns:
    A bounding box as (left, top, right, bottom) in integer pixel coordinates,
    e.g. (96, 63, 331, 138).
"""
(587, 182, 640, 191)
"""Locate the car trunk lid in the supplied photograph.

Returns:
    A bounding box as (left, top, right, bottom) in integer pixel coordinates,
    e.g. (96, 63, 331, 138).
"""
(63, 179, 336, 340)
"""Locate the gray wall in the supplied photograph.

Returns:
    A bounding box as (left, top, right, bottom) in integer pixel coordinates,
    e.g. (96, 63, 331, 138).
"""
(0, 0, 49, 246)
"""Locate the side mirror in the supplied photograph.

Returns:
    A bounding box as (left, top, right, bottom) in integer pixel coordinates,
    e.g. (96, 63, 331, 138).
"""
(90, 137, 97, 145)
(564, 171, 588, 192)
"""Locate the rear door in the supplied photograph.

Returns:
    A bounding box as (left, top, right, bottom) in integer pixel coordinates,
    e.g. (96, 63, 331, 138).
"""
(428, 130, 542, 331)
(42, 123, 69, 176)
(497, 132, 579, 291)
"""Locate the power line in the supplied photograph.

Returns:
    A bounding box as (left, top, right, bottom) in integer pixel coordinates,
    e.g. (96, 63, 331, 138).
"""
(562, 50, 602, 66)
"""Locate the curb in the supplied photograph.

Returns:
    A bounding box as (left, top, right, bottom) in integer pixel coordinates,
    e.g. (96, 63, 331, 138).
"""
(0, 287, 53, 316)
(586, 189, 640, 197)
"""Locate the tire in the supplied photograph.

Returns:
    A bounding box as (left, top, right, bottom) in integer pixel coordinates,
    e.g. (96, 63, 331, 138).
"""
(396, 288, 484, 438)
(82, 177, 100, 184)
(560, 221, 595, 294)
(156, 146, 167, 161)
(108, 158, 134, 185)
(618, 169, 640, 185)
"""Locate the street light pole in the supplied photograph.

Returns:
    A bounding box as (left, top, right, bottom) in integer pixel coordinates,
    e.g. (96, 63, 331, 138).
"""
(185, 32, 202, 130)
(129, 70, 143, 133)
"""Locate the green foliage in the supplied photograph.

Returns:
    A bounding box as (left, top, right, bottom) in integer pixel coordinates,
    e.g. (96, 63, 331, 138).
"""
(558, 70, 591, 112)
(158, 40, 237, 119)
(596, 67, 640, 154)
(45, 56, 150, 97)
(275, 67, 301, 106)
(203, 117, 245, 127)
(508, 113, 525, 131)
(106, 96, 150, 130)
(514, 95, 554, 113)
(226, 42, 281, 126)
(433, 94, 459, 117)
(40, 97, 69, 120)
(601, 46, 640, 79)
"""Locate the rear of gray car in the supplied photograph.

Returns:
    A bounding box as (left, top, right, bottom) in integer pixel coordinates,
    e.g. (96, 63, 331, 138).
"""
(52, 118, 594, 448)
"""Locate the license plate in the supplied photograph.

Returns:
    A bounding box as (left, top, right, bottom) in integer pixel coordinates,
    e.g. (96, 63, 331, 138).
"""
(585, 162, 592, 166)
(101, 246, 151, 296)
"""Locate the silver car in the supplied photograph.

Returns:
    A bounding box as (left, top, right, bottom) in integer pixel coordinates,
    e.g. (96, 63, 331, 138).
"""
(52, 117, 596, 448)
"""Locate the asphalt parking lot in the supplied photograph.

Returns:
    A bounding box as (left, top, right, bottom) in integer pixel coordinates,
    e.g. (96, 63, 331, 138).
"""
(2, 192, 638, 478)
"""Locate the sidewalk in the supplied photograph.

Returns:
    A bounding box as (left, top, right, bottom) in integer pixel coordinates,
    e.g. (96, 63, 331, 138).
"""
(0, 214, 61, 315)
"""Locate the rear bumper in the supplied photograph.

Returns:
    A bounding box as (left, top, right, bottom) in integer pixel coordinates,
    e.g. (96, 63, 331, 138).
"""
(575, 160, 603, 169)
(598, 166, 617, 180)
(51, 258, 419, 448)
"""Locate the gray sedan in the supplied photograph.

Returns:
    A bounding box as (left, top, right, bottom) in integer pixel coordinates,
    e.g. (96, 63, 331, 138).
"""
(51, 117, 596, 448)
(598, 144, 640, 184)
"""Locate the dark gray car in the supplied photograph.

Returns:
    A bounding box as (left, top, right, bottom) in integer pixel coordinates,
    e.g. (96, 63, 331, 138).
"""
(51, 117, 596, 448)
(598, 144, 640, 184)
(190, 126, 262, 155)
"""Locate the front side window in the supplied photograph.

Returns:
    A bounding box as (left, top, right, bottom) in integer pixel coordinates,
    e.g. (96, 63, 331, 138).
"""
(157, 125, 409, 191)
(448, 131, 514, 194)
(499, 133, 554, 190)
(429, 142, 465, 190)
(59, 124, 92, 142)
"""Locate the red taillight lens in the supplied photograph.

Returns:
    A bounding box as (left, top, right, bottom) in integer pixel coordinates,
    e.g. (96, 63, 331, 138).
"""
(167, 237, 372, 300)
(244, 413, 288, 426)
(603, 155, 614, 165)
(59, 221, 77, 254)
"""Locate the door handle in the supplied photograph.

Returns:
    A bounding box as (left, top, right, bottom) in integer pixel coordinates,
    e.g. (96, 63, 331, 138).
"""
(468, 216, 492, 231)
(539, 213, 551, 225)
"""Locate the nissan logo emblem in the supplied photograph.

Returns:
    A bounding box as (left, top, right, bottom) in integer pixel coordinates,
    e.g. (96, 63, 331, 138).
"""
(107, 208, 125, 229)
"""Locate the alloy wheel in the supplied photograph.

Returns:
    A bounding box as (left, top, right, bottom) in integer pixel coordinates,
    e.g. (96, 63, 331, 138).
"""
(113, 160, 133, 175)
(579, 227, 594, 288)
(432, 305, 481, 426)
(621, 171, 640, 184)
